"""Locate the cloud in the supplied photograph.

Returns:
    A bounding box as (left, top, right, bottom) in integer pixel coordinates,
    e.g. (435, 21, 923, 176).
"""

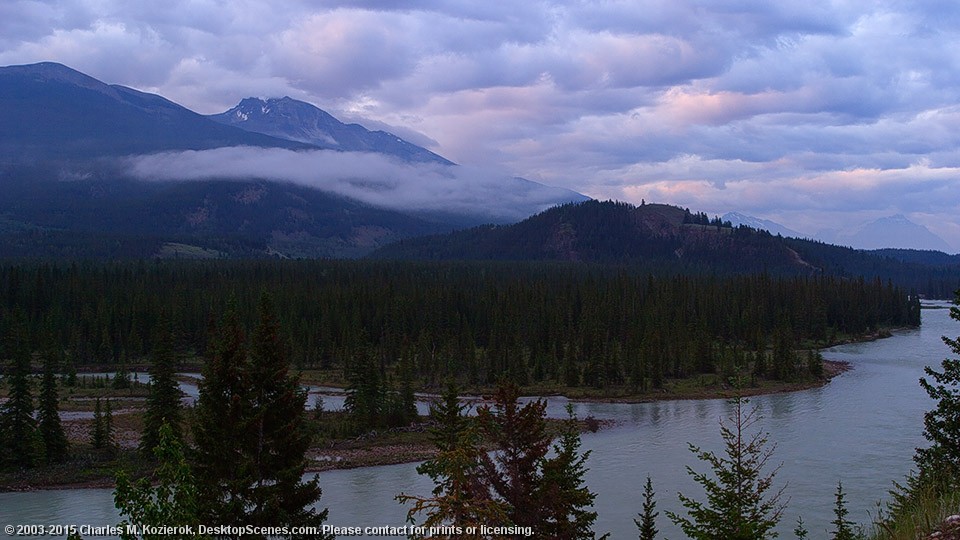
(125, 148, 583, 222)
(5, 0, 960, 250)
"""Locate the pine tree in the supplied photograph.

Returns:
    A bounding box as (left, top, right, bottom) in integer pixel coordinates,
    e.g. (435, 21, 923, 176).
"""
(667, 395, 786, 540)
(343, 349, 384, 430)
(1, 308, 44, 468)
(192, 295, 331, 538)
(477, 382, 552, 530)
(794, 516, 808, 539)
(398, 383, 507, 538)
(244, 292, 330, 533)
(635, 476, 658, 540)
(140, 319, 183, 455)
(38, 339, 69, 462)
(830, 481, 857, 540)
(103, 398, 116, 453)
(914, 291, 960, 485)
(193, 301, 252, 526)
(538, 404, 600, 539)
(92, 398, 105, 449)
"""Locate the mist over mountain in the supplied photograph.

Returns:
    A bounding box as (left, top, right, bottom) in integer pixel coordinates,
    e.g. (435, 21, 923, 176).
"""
(126, 147, 588, 224)
(0, 61, 590, 257)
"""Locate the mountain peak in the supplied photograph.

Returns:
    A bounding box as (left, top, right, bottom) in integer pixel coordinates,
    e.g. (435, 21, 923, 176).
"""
(836, 214, 952, 252)
(1, 61, 121, 100)
(0, 62, 308, 159)
(209, 96, 454, 164)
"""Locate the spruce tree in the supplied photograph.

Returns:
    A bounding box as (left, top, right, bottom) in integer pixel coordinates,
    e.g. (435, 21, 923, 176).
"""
(477, 382, 552, 530)
(38, 340, 69, 462)
(830, 481, 857, 540)
(92, 398, 104, 449)
(113, 352, 131, 389)
(140, 319, 183, 455)
(343, 349, 384, 430)
(914, 292, 960, 485)
(793, 516, 808, 539)
(635, 476, 658, 540)
(538, 404, 600, 539)
(193, 301, 252, 526)
(1, 308, 44, 468)
(667, 395, 786, 540)
(244, 292, 329, 533)
(103, 398, 116, 453)
(398, 383, 508, 537)
(193, 296, 331, 538)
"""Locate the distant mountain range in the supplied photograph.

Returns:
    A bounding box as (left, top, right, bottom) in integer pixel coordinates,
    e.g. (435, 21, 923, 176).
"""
(0, 61, 585, 257)
(0, 62, 306, 160)
(723, 211, 955, 253)
(823, 214, 954, 253)
(1, 60, 955, 277)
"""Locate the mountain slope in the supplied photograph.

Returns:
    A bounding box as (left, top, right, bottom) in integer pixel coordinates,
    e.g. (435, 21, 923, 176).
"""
(868, 248, 960, 266)
(0, 62, 308, 161)
(372, 201, 809, 270)
(209, 97, 453, 165)
(371, 200, 960, 297)
(0, 166, 450, 258)
(0, 62, 593, 256)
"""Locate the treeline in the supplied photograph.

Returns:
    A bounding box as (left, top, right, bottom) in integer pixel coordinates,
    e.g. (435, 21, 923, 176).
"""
(0, 260, 920, 389)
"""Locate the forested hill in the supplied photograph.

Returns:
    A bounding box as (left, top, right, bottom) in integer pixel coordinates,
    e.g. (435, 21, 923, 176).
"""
(371, 200, 960, 297)
(372, 201, 798, 267)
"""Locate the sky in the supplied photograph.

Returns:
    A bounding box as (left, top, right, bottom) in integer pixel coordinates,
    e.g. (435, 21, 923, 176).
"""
(3, 0, 960, 250)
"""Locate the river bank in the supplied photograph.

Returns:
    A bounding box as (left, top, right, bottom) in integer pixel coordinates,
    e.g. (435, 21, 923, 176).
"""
(1, 308, 947, 538)
(0, 326, 897, 492)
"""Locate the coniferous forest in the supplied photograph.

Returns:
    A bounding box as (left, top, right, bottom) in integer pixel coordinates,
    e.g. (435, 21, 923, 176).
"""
(0, 260, 920, 390)
(1, 259, 957, 540)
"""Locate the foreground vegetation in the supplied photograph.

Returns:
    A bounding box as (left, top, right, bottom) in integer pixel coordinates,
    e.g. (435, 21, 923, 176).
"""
(866, 296, 960, 540)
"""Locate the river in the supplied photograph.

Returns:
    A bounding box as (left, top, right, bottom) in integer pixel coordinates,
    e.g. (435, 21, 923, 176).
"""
(1, 303, 955, 538)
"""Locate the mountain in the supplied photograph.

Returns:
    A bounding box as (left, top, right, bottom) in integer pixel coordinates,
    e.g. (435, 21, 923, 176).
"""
(371, 200, 960, 297)
(722, 212, 804, 238)
(209, 97, 453, 165)
(831, 214, 953, 252)
(0, 62, 308, 161)
(0, 167, 450, 258)
(373, 201, 812, 270)
(0, 62, 591, 257)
